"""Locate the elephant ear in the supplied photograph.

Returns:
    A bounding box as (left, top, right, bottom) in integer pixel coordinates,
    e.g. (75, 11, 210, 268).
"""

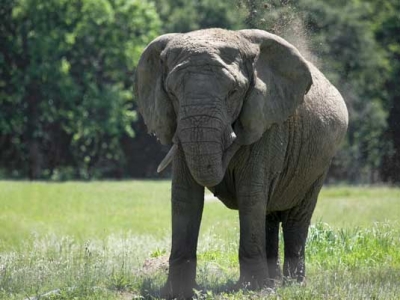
(135, 33, 178, 145)
(236, 29, 313, 145)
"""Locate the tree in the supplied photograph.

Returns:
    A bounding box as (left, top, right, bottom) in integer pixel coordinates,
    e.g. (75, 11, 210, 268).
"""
(155, 0, 245, 33)
(0, 0, 160, 179)
(366, 0, 400, 183)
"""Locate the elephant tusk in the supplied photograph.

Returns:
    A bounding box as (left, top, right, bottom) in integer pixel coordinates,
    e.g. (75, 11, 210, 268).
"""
(157, 144, 178, 173)
(230, 131, 237, 141)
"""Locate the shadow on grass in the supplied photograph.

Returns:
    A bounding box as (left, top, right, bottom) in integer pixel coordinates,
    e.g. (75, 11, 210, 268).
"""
(139, 278, 240, 299)
(139, 278, 162, 299)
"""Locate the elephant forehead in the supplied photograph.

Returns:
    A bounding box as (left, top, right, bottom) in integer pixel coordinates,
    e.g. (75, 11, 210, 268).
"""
(181, 28, 242, 47)
(164, 31, 245, 63)
(165, 42, 239, 63)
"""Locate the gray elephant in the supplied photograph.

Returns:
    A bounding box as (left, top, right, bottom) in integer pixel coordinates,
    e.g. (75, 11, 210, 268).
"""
(135, 28, 348, 298)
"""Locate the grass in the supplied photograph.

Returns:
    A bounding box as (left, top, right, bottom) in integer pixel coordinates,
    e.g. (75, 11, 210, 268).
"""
(0, 181, 399, 299)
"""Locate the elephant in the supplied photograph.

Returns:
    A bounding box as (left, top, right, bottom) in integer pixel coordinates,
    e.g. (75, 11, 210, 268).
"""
(135, 28, 348, 298)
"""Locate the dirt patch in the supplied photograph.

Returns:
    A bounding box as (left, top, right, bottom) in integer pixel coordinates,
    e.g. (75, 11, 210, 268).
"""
(142, 255, 169, 274)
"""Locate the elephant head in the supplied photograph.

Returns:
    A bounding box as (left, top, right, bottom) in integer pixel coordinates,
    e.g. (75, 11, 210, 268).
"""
(135, 29, 312, 187)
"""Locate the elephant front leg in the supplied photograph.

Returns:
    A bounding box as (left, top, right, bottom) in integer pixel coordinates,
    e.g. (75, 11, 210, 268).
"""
(237, 189, 269, 289)
(161, 152, 204, 299)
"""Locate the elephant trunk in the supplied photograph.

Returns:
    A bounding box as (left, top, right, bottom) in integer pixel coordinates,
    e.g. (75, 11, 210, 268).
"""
(177, 104, 236, 187)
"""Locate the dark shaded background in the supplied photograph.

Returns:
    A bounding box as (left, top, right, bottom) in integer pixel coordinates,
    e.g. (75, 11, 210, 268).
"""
(1, 0, 399, 184)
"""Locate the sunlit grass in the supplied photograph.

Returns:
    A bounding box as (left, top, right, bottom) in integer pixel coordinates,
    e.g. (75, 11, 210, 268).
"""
(313, 185, 400, 227)
(0, 181, 399, 299)
(0, 181, 172, 250)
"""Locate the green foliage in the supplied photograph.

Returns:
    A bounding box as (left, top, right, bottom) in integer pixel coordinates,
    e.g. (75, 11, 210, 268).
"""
(0, 0, 160, 179)
(366, 0, 400, 182)
(155, 0, 245, 33)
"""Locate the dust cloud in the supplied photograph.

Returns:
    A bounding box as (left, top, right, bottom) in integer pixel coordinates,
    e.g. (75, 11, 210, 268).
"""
(242, 1, 319, 66)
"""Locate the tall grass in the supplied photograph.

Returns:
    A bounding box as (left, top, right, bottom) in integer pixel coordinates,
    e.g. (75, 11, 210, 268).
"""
(0, 181, 399, 299)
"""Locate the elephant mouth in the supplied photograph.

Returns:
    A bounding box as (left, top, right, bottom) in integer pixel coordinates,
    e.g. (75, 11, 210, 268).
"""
(222, 140, 240, 170)
(157, 137, 240, 187)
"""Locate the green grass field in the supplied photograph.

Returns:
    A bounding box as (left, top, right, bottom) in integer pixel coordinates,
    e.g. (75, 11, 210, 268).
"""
(0, 181, 399, 299)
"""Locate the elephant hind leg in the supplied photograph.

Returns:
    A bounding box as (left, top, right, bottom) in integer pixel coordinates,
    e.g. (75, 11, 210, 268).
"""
(265, 212, 282, 285)
(281, 221, 308, 283)
(281, 172, 327, 283)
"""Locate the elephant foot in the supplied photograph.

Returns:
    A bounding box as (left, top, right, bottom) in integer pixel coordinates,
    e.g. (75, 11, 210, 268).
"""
(160, 280, 199, 299)
(234, 279, 273, 291)
(267, 264, 282, 281)
(161, 258, 198, 299)
(235, 273, 272, 291)
(232, 279, 275, 297)
(236, 262, 271, 290)
(283, 263, 306, 286)
(266, 266, 282, 287)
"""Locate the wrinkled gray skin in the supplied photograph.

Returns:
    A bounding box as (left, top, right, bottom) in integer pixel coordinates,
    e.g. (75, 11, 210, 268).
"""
(135, 28, 348, 299)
